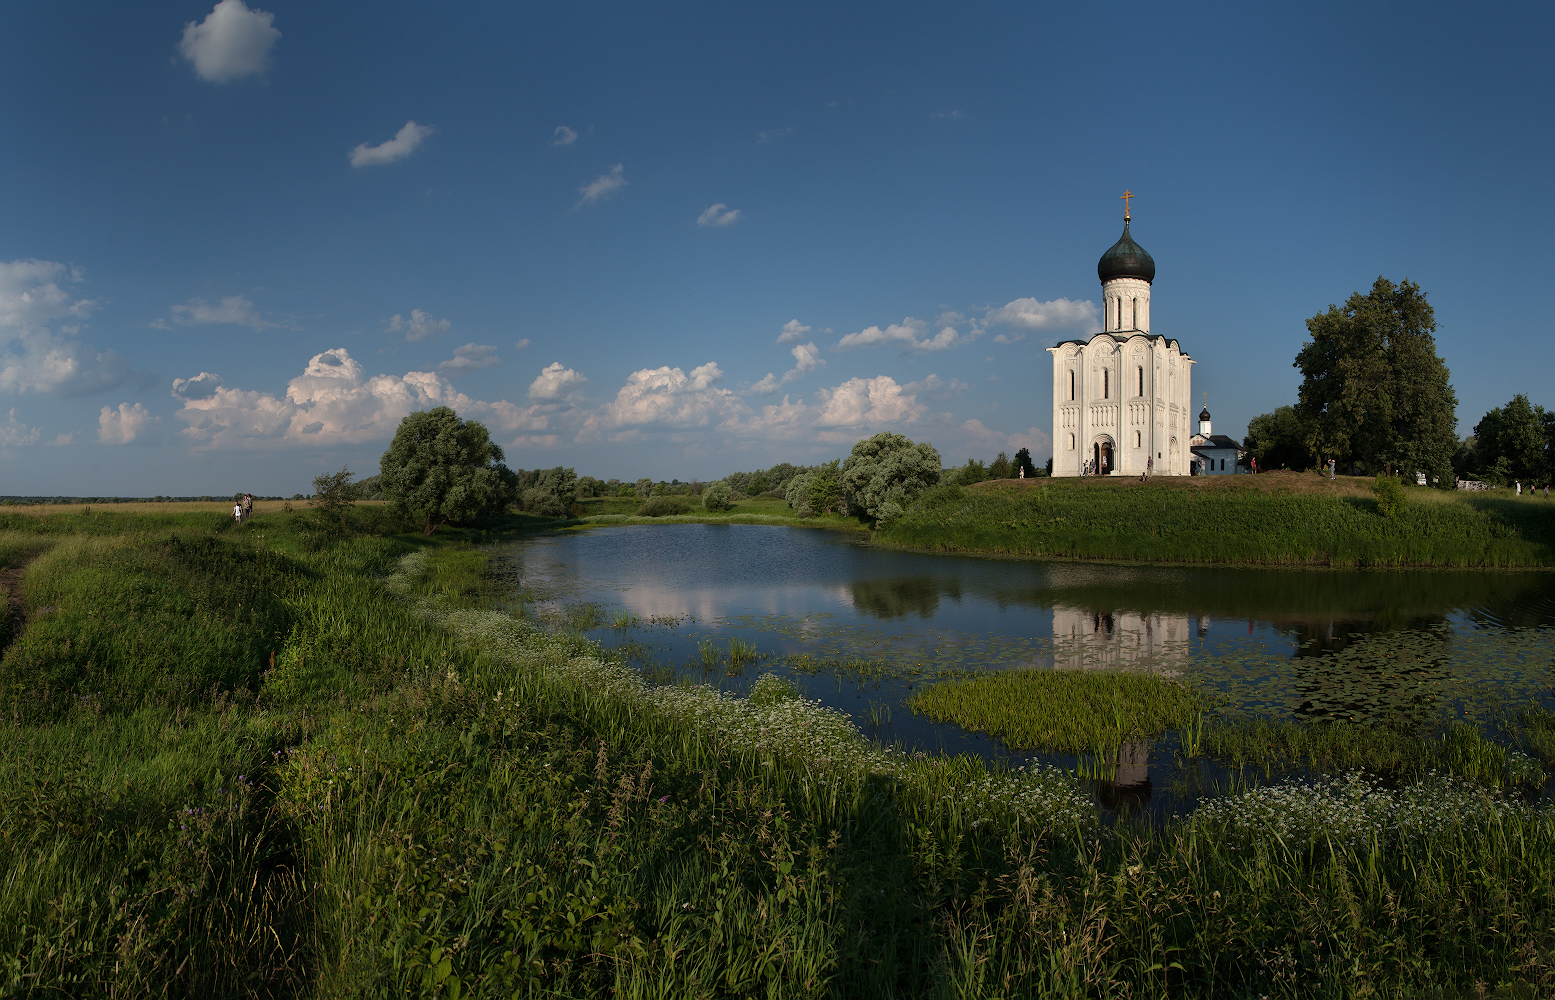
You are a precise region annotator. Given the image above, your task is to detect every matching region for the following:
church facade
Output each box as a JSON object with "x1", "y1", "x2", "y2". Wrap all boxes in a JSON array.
[{"x1": 1047, "y1": 204, "x2": 1194, "y2": 477}]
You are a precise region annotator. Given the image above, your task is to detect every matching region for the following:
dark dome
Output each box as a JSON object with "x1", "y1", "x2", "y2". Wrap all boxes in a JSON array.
[
  {"x1": 1097, "y1": 222, "x2": 1156, "y2": 284},
  {"x1": 1199, "y1": 406, "x2": 1211, "y2": 421}
]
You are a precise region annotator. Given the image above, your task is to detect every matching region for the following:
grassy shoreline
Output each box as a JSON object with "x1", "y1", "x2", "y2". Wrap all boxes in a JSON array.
[
  {"x1": 2, "y1": 506, "x2": 1555, "y2": 995},
  {"x1": 878, "y1": 471, "x2": 1555, "y2": 568}
]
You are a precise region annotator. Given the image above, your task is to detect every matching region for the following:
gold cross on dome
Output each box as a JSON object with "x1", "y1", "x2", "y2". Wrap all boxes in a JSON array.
[{"x1": 1120, "y1": 190, "x2": 1133, "y2": 220}]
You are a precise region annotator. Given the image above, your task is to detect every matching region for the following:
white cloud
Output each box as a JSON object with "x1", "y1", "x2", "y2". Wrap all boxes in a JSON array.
[
  {"x1": 931, "y1": 109, "x2": 965, "y2": 120},
  {"x1": 179, "y1": 0, "x2": 280, "y2": 83},
  {"x1": 775, "y1": 319, "x2": 819, "y2": 345},
  {"x1": 171, "y1": 371, "x2": 223, "y2": 400},
  {"x1": 696, "y1": 203, "x2": 742, "y2": 228},
  {"x1": 814, "y1": 376, "x2": 925, "y2": 427},
  {"x1": 173, "y1": 348, "x2": 500, "y2": 449},
  {"x1": 0, "y1": 408, "x2": 39, "y2": 447},
  {"x1": 514, "y1": 338, "x2": 531, "y2": 349},
  {"x1": 551, "y1": 126, "x2": 578, "y2": 147},
  {"x1": 577, "y1": 164, "x2": 626, "y2": 207},
  {"x1": 386, "y1": 308, "x2": 451, "y2": 342},
  {"x1": 959, "y1": 419, "x2": 1053, "y2": 459},
  {"x1": 0, "y1": 260, "x2": 142, "y2": 396},
  {"x1": 50, "y1": 432, "x2": 73, "y2": 447},
  {"x1": 756, "y1": 128, "x2": 793, "y2": 143},
  {"x1": 438, "y1": 343, "x2": 500, "y2": 373},
  {"x1": 98, "y1": 402, "x2": 156, "y2": 444},
  {"x1": 169, "y1": 295, "x2": 277, "y2": 330},
  {"x1": 751, "y1": 342, "x2": 826, "y2": 393},
  {"x1": 984, "y1": 297, "x2": 1100, "y2": 342},
  {"x1": 350, "y1": 121, "x2": 435, "y2": 168},
  {"x1": 528, "y1": 361, "x2": 588, "y2": 402},
  {"x1": 901, "y1": 373, "x2": 969, "y2": 398},
  {"x1": 589, "y1": 362, "x2": 742, "y2": 433},
  {"x1": 835, "y1": 316, "x2": 970, "y2": 353}
]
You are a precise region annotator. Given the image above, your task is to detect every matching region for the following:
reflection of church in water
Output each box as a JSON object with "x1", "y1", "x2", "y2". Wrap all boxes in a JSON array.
[
  {"x1": 1051, "y1": 606, "x2": 1192, "y2": 674},
  {"x1": 1049, "y1": 194, "x2": 1194, "y2": 477}
]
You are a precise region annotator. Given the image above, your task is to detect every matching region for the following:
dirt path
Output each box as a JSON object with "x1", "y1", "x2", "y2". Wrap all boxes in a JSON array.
[{"x1": 0, "y1": 555, "x2": 42, "y2": 657}]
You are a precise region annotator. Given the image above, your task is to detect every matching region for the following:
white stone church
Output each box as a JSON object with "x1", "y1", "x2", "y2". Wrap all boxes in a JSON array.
[{"x1": 1047, "y1": 204, "x2": 1194, "y2": 476}]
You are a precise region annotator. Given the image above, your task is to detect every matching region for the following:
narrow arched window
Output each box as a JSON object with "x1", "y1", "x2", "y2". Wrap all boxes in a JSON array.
[
  {"x1": 1137, "y1": 366, "x2": 1144, "y2": 396},
  {"x1": 1135, "y1": 430, "x2": 1141, "y2": 447},
  {"x1": 1131, "y1": 298, "x2": 1138, "y2": 328},
  {"x1": 1068, "y1": 433, "x2": 1075, "y2": 449},
  {"x1": 1103, "y1": 369, "x2": 1109, "y2": 399},
  {"x1": 1069, "y1": 369, "x2": 1075, "y2": 400}
]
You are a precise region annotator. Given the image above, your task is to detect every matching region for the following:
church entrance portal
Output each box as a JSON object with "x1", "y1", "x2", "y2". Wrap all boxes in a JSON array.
[{"x1": 1092, "y1": 438, "x2": 1115, "y2": 476}]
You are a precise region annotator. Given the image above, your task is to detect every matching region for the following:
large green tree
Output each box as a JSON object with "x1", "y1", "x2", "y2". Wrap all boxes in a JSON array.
[
  {"x1": 1243, "y1": 406, "x2": 1314, "y2": 471},
  {"x1": 840, "y1": 432, "x2": 941, "y2": 525},
  {"x1": 1294, "y1": 277, "x2": 1457, "y2": 484},
  {"x1": 379, "y1": 407, "x2": 517, "y2": 534},
  {"x1": 1465, "y1": 394, "x2": 1550, "y2": 484}
]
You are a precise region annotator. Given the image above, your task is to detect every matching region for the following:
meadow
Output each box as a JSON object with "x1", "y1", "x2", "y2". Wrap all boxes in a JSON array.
[
  {"x1": 880, "y1": 472, "x2": 1555, "y2": 567},
  {"x1": 1, "y1": 506, "x2": 1553, "y2": 997}
]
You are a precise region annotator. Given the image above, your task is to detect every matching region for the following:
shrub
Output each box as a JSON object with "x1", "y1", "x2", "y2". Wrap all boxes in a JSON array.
[
  {"x1": 841, "y1": 432, "x2": 942, "y2": 525},
  {"x1": 1372, "y1": 475, "x2": 1408, "y2": 518},
  {"x1": 521, "y1": 488, "x2": 569, "y2": 518},
  {"x1": 637, "y1": 497, "x2": 692, "y2": 517},
  {"x1": 701, "y1": 481, "x2": 734, "y2": 512}
]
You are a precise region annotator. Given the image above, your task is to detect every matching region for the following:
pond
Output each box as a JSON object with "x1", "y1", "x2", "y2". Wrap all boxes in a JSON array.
[{"x1": 496, "y1": 523, "x2": 1555, "y2": 815}]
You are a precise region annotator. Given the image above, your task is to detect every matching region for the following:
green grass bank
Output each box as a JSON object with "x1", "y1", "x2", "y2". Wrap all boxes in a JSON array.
[
  {"x1": 880, "y1": 471, "x2": 1555, "y2": 567},
  {"x1": 1, "y1": 506, "x2": 1554, "y2": 996}
]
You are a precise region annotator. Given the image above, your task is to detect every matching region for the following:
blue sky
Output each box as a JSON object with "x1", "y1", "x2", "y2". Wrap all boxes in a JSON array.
[{"x1": 2, "y1": 1, "x2": 1550, "y2": 495}]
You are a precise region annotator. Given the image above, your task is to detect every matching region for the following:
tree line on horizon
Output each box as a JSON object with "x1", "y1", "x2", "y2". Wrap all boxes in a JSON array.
[{"x1": 1242, "y1": 276, "x2": 1553, "y2": 487}]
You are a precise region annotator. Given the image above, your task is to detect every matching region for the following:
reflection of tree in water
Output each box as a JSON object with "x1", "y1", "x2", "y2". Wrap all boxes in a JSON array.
[
  {"x1": 849, "y1": 576, "x2": 960, "y2": 619},
  {"x1": 1291, "y1": 628, "x2": 1454, "y2": 729},
  {"x1": 1287, "y1": 612, "x2": 1448, "y2": 657}
]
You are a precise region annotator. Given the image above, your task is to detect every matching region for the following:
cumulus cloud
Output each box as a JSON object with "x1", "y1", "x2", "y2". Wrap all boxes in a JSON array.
[
  {"x1": 835, "y1": 316, "x2": 970, "y2": 353},
  {"x1": 577, "y1": 164, "x2": 626, "y2": 207},
  {"x1": 528, "y1": 362, "x2": 588, "y2": 402},
  {"x1": 350, "y1": 121, "x2": 435, "y2": 168},
  {"x1": 959, "y1": 419, "x2": 1053, "y2": 458},
  {"x1": 0, "y1": 408, "x2": 39, "y2": 447},
  {"x1": 0, "y1": 259, "x2": 144, "y2": 396},
  {"x1": 814, "y1": 376, "x2": 926, "y2": 427},
  {"x1": 171, "y1": 371, "x2": 223, "y2": 400},
  {"x1": 168, "y1": 295, "x2": 277, "y2": 330},
  {"x1": 179, "y1": 0, "x2": 280, "y2": 83},
  {"x1": 438, "y1": 343, "x2": 500, "y2": 373},
  {"x1": 696, "y1": 203, "x2": 742, "y2": 228},
  {"x1": 514, "y1": 338, "x2": 531, "y2": 349},
  {"x1": 775, "y1": 319, "x2": 813, "y2": 345},
  {"x1": 751, "y1": 342, "x2": 826, "y2": 393},
  {"x1": 386, "y1": 308, "x2": 451, "y2": 342},
  {"x1": 588, "y1": 362, "x2": 742, "y2": 434},
  {"x1": 985, "y1": 297, "x2": 1100, "y2": 343},
  {"x1": 173, "y1": 348, "x2": 491, "y2": 449},
  {"x1": 98, "y1": 402, "x2": 156, "y2": 444},
  {"x1": 551, "y1": 126, "x2": 578, "y2": 147},
  {"x1": 901, "y1": 373, "x2": 969, "y2": 398}
]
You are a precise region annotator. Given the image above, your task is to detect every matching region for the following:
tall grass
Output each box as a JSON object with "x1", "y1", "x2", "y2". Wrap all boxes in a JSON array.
[
  {"x1": 881, "y1": 480, "x2": 1555, "y2": 567},
  {"x1": 2, "y1": 509, "x2": 1555, "y2": 996},
  {"x1": 907, "y1": 668, "x2": 1201, "y2": 751}
]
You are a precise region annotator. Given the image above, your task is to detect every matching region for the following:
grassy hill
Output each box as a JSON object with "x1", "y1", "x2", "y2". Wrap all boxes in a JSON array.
[{"x1": 879, "y1": 471, "x2": 1555, "y2": 568}]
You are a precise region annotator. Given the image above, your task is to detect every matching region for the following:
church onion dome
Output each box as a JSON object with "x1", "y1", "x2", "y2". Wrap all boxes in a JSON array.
[
  {"x1": 1199, "y1": 405, "x2": 1211, "y2": 421},
  {"x1": 1097, "y1": 222, "x2": 1156, "y2": 284}
]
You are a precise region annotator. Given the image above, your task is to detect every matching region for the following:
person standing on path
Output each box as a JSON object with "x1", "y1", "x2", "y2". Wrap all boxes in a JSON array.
[
  {"x1": 233, "y1": 501, "x2": 243, "y2": 522},
  {"x1": 243, "y1": 494, "x2": 253, "y2": 518}
]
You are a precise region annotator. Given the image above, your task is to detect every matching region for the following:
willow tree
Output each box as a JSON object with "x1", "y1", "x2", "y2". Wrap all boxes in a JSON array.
[
  {"x1": 1294, "y1": 277, "x2": 1457, "y2": 484},
  {"x1": 379, "y1": 407, "x2": 516, "y2": 534}
]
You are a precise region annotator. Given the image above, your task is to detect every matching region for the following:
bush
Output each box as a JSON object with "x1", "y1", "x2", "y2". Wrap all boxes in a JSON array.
[
  {"x1": 521, "y1": 488, "x2": 569, "y2": 518},
  {"x1": 1372, "y1": 475, "x2": 1408, "y2": 519},
  {"x1": 841, "y1": 432, "x2": 942, "y2": 525},
  {"x1": 701, "y1": 481, "x2": 734, "y2": 512},
  {"x1": 637, "y1": 497, "x2": 692, "y2": 517}
]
